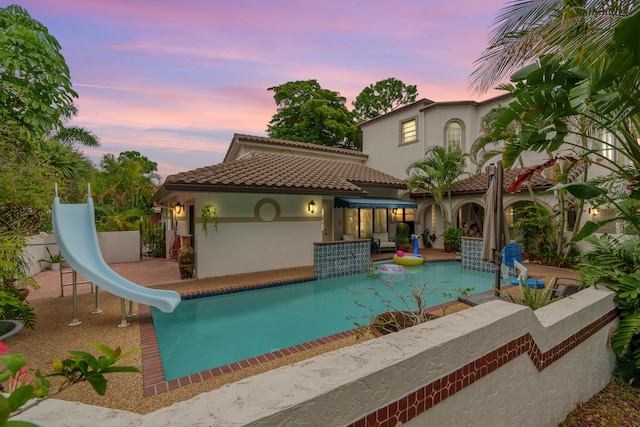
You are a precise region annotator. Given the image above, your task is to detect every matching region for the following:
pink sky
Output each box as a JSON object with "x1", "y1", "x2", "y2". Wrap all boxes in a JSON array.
[{"x1": 20, "y1": 0, "x2": 507, "y2": 178}]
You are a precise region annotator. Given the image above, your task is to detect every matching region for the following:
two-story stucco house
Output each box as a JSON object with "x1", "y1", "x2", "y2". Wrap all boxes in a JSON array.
[{"x1": 151, "y1": 93, "x2": 618, "y2": 278}]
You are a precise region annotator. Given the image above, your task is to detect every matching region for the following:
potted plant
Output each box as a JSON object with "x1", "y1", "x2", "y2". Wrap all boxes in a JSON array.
[
  {"x1": 396, "y1": 223, "x2": 411, "y2": 252},
  {"x1": 201, "y1": 203, "x2": 218, "y2": 237},
  {"x1": 421, "y1": 228, "x2": 436, "y2": 248},
  {"x1": 46, "y1": 247, "x2": 62, "y2": 270},
  {"x1": 0, "y1": 233, "x2": 40, "y2": 328},
  {"x1": 441, "y1": 226, "x2": 463, "y2": 252}
]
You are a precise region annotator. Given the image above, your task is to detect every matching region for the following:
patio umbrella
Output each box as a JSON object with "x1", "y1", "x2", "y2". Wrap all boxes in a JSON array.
[{"x1": 482, "y1": 161, "x2": 509, "y2": 296}]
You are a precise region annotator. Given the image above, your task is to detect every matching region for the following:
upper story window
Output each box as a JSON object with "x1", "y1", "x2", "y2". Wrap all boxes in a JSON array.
[
  {"x1": 602, "y1": 131, "x2": 616, "y2": 162},
  {"x1": 400, "y1": 118, "x2": 417, "y2": 144},
  {"x1": 445, "y1": 120, "x2": 464, "y2": 151}
]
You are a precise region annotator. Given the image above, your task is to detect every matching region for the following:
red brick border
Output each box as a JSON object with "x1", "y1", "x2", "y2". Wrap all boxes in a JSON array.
[
  {"x1": 138, "y1": 276, "x2": 357, "y2": 397},
  {"x1": 347, "y1": 308, "x2": 618, "y2": 427}
]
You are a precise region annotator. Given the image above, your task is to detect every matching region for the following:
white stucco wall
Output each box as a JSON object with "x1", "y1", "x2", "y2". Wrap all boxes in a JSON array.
[
  {"x1": 192, "y1": 193, "x2": 322, "y2": 278},
  {"x1": 24, "y1": 232, "x2": 140, "y2": 275},
  {"x1": 96, "y1": 231, "x2": 140, "y2": 264},
  {"x1": 362, "y1": 103, "x2": 429, "y2": 179}
]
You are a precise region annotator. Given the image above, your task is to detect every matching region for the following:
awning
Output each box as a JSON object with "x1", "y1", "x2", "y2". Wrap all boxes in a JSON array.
[{"x1": 334, "y1": 197, "x2": 417, "y2": 209}]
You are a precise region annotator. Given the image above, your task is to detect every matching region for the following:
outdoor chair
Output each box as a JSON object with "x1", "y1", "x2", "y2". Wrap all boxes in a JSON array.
[
  {"x1": 372, "y1": 232, "x2": 397, "y2": 253},
  {"x1": 549, "y1": 277, "x2": 581, "y2": 300}
]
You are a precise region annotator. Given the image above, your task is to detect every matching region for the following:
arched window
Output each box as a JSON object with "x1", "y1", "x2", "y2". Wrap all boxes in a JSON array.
[{"x1": 444, "y1": 120, "x2": 464, "y2": 151}]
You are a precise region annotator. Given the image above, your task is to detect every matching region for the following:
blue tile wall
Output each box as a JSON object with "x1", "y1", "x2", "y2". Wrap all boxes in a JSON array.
[
  {"x1": 313, "y1": 240, "x2": 371, "y2": 279},
  {"x1": 460, "y1": 237, "x2": 515, "y2": 276}
]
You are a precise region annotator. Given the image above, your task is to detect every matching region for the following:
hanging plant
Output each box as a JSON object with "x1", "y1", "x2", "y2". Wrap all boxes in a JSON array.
[{"x1": 201, "y1": 203, "x2": 218, "y2": 237}]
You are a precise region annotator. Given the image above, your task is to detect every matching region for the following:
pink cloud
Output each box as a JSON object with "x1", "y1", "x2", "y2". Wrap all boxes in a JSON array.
[{"x1": 21, "y1": 0, "x2": 508, "y2": 178}]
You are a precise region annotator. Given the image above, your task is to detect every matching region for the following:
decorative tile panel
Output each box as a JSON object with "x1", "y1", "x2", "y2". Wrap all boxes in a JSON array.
[
  {"x1": 461, "y1": 237, "x2": 515, "y2": 276},
  {"x1": 313, "y1": 240, "x2": 371, "y2": 279}
]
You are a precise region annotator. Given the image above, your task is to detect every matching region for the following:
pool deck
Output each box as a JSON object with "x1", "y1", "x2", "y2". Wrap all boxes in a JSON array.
[{"x1": 27, "y1": 248, "x2": 462, "y2": 302}]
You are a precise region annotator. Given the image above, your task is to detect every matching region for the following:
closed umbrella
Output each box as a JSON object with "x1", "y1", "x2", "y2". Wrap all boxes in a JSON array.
[{"x1": 482, "y1": 161, "x2": 509, "y2": 296}]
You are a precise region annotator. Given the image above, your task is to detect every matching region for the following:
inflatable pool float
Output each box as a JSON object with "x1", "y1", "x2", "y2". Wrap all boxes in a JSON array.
[
  {"x1": 378, "y1": 264, "x2": 405, "y2": 275},
  {"x1": 393, "y1": 250, "x2": 424, "y2": 266}
]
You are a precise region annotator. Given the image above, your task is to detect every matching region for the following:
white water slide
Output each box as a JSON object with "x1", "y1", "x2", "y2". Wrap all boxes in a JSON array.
[{"x1": 52, "y1": 186, "x2": 181, "y2": 313}]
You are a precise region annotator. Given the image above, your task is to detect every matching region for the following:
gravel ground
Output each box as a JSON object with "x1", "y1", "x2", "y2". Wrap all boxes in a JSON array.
[{"x1": 8, "y1": 266, "x2": 362, "y2": 414}]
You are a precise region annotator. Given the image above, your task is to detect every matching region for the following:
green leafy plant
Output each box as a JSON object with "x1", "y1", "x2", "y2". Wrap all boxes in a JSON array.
[
  {"x1": 577, "y1": 234, "x2": 640, "y2": 386},
  {"x1": 0, "y1": 342, "x2": 140, "y2": 425},
  {"x1": 396, "y1": 223, "x2": 411, "y2": 247},
  {"x1": 0, "y1": 232, "x2": 39, "y2": 329},
  {"x1": 509, "y1": 205, "x2": 554, "y2": 260},
  {"x1": 421, "y1": 228, "x2": 436, "y2": 248},
  {"x1": 201, "y1": 203, "x2": 218, "y2": 237},
  {"x1": 45, "y1": 247, "x2": 61, "y2": 264},
  {"x1": 0, "y1": 286, "x2": 36, "y2": 329},
  {"x1": 350, "y1": 271, "x2": 473, "y2": 336},
  {"x1": 500, "y1": 278, "x2": 554, "y2": 311},
  {"x1": 441, "y1": 226, "x2": 463, "y2": 252}
]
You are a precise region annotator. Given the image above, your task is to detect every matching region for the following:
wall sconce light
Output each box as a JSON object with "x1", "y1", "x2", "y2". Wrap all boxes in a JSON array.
[
  {"x1": 174, "y1": 202, "x2": 183, "y2": 215},
  {"x1": 308, "y1": 200, "x2": 317, "y2": 214},
  {"x1": 589, "y1": 207, "x2": 599, "y2": 216},
  {"x1": 391, "y1": 208, "x2": 398, "y2": 215}
]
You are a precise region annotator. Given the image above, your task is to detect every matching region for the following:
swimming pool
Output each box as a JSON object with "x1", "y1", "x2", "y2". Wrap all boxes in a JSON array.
[{"x1": 151, "y1": 261, "x2": 496, "y2": 381}]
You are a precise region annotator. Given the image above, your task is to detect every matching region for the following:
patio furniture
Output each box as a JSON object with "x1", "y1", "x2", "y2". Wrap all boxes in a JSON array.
[
  {"x1": 372, "y1": 232, "x2": 397, "y2": 253},
  {"x1": 549, "y1": 277, "x2": 581, "y2": 299}
]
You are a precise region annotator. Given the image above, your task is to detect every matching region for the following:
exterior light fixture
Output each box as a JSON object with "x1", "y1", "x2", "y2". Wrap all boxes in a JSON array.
[
  {"x1": 174, "y1": 202, "x2": 183, "y2": 215},
  {"x1": 308, "y1": 200, "x2": 317, "y2": 214},
  {"x1": 392, "y1": 208, "x2": 398, "y2": 215},
  {"x1": 589, "y1": 207, "x2": 599, "y2": 216}
]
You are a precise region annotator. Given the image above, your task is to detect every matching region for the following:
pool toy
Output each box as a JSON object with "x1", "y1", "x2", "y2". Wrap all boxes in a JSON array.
[
  {"x1": 52, "y1": 184, "x2": 181, "y2": 314},
  {"x1": 378, "y1": 264, "x2": 405, "y2": 275},
  {"x1": 393, "y1": 250, "x2": 424, "y2": 266},
  {"x1": 510, "y1": 278, "x2": 545, "y2": 289},
  {"x1": 411, "y1": 234, "x2": 421, "y2": 255}
]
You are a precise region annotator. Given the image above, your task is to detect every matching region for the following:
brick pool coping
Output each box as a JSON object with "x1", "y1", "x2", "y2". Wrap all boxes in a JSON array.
[
  {"x1": 139, "y1": 270, "x2": 461, "y2": 397},
  {"x1": 140, "y1": 275, "x2": 348, "y2": 397},
  {"x1": 139, "y1": 264, "x2": 608, "y2": 419}
]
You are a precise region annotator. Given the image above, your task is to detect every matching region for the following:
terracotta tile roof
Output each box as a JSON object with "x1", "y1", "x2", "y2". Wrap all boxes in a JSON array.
[
  {"x1": 418, "y1": 93, "x2": 511, "y2": 112},
  {"x1": 410, "y1": 168, "x2": 555, "y2": 198},
  {"x1": 223, "y1": 134, "x2": 368, "y2": 162},
  {"x1": 357, "y1": 98, "x2": 436, "y2": 127},
  {"x1": 163, "y1": 152, "x2": 406, "y2": 195}
]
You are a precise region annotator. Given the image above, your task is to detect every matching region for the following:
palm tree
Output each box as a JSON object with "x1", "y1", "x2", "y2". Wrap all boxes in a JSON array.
[
  {"x1": 469, "y1": 0, "x2": 636, "y2": 95},
  {"x1": 406, "y1": 146, "x2": 468, "y2": 226}
]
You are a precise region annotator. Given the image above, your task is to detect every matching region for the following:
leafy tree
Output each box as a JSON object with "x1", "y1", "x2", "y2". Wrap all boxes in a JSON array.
[
  {"x1": 352, "y1": 77, "x2": 418, "y2": 123},
  {"x1": 92, "y1": 151, "x2": 160, "y2": 225},
  {"x1": 406, "y1": 146, "x2": 468, "y2": 227},
  {"x1": 0, "y1": 129, "x2": 59, "y2": 235},
  {"x1": 267, "y1": 80, "x2": 362, "y2": 150},
  {"x1": 478, "y1": 6, "x2": 640, "y2": 384},
  {"x1": 469, "y1": 0, "x2": 636, "y2": 95},
  {"x1": 0, "y1": 5, "x2": 77, "y2": 137}
]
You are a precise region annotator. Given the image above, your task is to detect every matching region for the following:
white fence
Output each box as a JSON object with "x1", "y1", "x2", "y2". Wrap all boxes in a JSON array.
[{"x1": 24, "y1": 232, "x2": 140, "y2": 276}]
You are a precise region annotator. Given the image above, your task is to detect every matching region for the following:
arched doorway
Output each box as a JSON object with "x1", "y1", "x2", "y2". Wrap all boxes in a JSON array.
[
  {"x1": 420, "y1": 203, "x2": 445, "y2": 248},
  {"x1": 455, "y1": 202, "x2": 484, "y2": 236}
]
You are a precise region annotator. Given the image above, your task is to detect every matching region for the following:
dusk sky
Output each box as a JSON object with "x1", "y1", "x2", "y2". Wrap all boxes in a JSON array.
[{"x1": 19, "y1": 0, "x2": 508, "y2": 179}]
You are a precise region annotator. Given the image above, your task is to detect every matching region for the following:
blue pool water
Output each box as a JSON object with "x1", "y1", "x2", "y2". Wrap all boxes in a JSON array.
[{"x1": 152, "y1": 261, "x2": 495, "y2": 380}]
